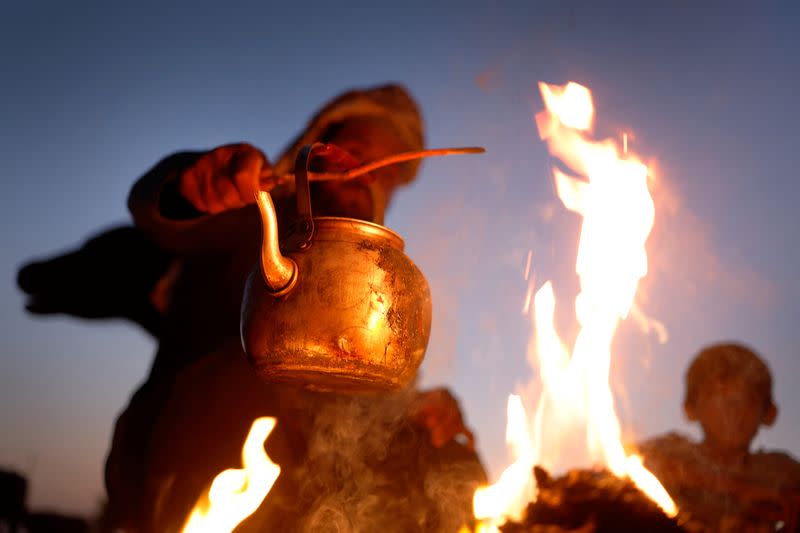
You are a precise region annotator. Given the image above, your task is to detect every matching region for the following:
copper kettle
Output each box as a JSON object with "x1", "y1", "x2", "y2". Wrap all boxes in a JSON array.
[{"x1": 240, "y1": 143, "x2": 481, "y2": 393}]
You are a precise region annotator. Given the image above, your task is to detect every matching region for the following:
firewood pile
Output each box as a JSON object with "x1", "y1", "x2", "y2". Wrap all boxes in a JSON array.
[{"x1": 498, "y1": 467, "x2": 687, "y2": 533}]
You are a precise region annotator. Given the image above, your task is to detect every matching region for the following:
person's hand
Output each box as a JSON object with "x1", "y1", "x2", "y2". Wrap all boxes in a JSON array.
[
  {"x1": 178, "y1": 143, "x2": 270, "y2": 214},
  {"x1": 409, "y1": 388, "x2": 476, "y2": 450}
]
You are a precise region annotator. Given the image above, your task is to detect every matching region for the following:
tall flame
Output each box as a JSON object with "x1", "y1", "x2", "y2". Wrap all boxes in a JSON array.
[
  {"x1": 182, "y1": 416, "x2": 281, "y2": 533},
  {"x1": 473, "y1": 81, "x2": 676, "y2": 529}
]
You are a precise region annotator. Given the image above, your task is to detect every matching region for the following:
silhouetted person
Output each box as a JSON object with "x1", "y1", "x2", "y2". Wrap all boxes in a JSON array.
[
  {"x1": 639, "y1": 342, "x2": 800, "y2": 532},
  {"x1": 19, "y1": 85, "x2": 485, "y2": 532}
]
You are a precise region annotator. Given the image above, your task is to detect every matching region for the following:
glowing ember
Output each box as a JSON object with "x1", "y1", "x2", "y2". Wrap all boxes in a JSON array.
[
  {"x1": 182, "y1": 417, "x2": 281, "y2": 533},
  {"x1": 473, "y1": 81, "x2": 676, "y2": 529}
]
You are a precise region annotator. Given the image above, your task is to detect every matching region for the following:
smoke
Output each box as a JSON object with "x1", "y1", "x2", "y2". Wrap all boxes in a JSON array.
[{"x1": 293, "y1": 386, "x2": 485, "y2": 533}]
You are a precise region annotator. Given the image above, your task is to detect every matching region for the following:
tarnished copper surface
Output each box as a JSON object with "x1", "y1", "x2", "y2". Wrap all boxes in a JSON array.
[
  {"x1": 240, "y1": 216, "x2": 431, "y2": 393},
  {"x1": 238, "y1": 142, "x2": 484, "y2": 393}
]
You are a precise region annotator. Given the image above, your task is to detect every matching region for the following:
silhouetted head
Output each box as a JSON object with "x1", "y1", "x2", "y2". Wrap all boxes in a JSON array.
[
  {"x1": 273, "y1": 83, "x2": 424, "y2": 225},
  {"x1": 684, "y1": 342, "x2": 777, "y2": 452}
]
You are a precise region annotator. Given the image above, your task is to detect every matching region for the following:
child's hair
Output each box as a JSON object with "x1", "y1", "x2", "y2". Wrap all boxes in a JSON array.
[{"x1": 684, "y1": 342, "x2": 774, "y2": 408}]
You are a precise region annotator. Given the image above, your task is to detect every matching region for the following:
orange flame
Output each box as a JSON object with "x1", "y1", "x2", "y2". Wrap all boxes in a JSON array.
[
  {"x1": 181, "y1": 416, "x2": 281, "y2": 533},
  {"x1": 473, "y1": 81, "x2": 676, "y2": 529}
]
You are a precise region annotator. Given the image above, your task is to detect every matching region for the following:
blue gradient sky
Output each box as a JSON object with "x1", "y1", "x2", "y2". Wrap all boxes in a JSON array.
[{"x1": 1, "y1": 1, "x2": 799, "y2": 517}]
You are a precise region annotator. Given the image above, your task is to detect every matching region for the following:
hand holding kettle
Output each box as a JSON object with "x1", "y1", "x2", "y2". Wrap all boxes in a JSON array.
[{"x1": 177, "y1": 143, "x2": 269, "y2": 214}]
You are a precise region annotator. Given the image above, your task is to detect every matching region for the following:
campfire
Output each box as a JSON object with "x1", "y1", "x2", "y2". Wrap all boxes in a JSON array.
[
  {"x1": 496, "y1": 466, "x2": 683, "y2": 533},
  {"x1": 177, "y1": 81, "x2": 680, "y2": 533},
  {"x1": 470, "y1": 81, "x2": 678, "y2": 532}
]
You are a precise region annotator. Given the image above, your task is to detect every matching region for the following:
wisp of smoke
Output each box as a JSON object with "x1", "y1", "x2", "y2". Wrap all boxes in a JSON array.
[{"x1": 295, "y1": 386, "x2": 485, "y2": 533}]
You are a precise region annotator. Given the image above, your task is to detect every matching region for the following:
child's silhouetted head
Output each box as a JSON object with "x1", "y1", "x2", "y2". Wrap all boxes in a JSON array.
[{"x1": 684, "y1": 343, "x2": 777, "y2": 455}]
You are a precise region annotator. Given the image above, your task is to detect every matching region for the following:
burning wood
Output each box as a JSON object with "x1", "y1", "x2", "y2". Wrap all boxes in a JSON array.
[{"x1": 497, "y1": 466, "x2": 686, "y2": 533}]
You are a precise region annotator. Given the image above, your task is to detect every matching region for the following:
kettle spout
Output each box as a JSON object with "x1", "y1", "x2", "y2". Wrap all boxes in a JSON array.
[{"x1": 255, "y1": 190, "x2": 297, "y2": 295}]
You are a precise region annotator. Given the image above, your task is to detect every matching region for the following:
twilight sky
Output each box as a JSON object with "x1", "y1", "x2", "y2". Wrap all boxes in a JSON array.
[{"x1": 1, "y1": 1, "x2": 799, "y2": 518}]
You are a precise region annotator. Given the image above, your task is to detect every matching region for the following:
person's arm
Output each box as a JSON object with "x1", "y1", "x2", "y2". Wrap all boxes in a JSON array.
[
  {"x1": 128, "y1": 84, "x2": 424, "y2": 253},
  {"x1": 128, "y1": 145, "x2": 267, "y2": 255}
]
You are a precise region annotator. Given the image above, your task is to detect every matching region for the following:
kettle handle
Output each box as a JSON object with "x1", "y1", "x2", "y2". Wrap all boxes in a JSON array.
[
  {"x1": 283, "y1": 143, "x2": 487, "y2": 246},
  {"x1": 283, "y1": 143, "x2": 319, "y2": 250}
]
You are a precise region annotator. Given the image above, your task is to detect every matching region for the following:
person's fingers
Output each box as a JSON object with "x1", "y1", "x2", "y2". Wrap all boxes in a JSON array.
[
  {"x1": 176, "y1": 144, "x2": 269, "y2": 214},
  {"x1": 202, "y1": 168, "x2": 226, "y2": 214},
  {"x1": 215, "y1": 178, "x2": 245, "y2": 210},
  {"x1": 209, "y1": 145, "x2": 235, "y2": 171},
  {"x1": 232, "y1": 148, "x2": 265, "y2": 204},
  {"x1": 200, "y1": 144, "x2": 239, "y2": 212},
  {"x1": 179, "y1": 168, "x2": 208, "y2": 212}
]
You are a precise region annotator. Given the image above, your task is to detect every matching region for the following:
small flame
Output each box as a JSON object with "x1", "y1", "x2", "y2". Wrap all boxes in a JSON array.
[
  {"x1": 473, "y1": 82, "x2": 676, "y2": 528},
  {"x1": 473, "y1": 396, "x2": 534, "y2": 523},
  {"x1": 182, "y1": 417, "x2": 281, "y2": 533}
]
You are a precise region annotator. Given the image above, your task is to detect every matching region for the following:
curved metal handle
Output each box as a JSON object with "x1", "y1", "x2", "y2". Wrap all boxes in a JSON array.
[
  {"x1": 260, "y1": 146, "x2": 486, "y2": 191},
  {"x1": 272, "y1": 143, "x2": 487, "y2": 249},
  {"x1": 290, "y1": 143, "x2": 319, "y2": 249}
]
